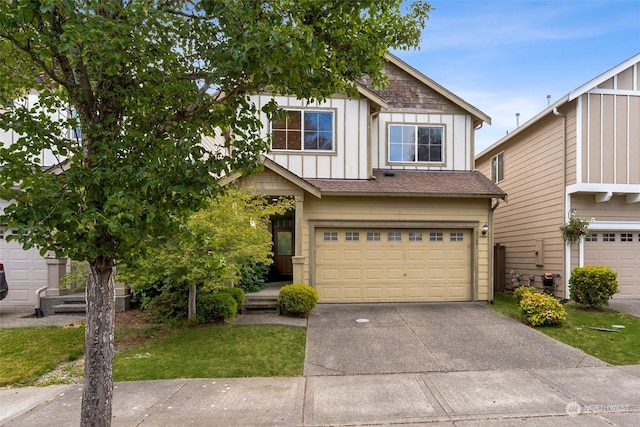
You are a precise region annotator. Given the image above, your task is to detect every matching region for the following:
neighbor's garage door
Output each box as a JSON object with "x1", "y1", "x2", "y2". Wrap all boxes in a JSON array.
[
  {"x1": 315, "y1": 228, "x2": 471, "y2": 302},
  {"x1": 585, "y1": 231, "x2": 640, "y2": 298},
  {"x1": 0, "y1": 227, "x2": 48, "y2": 307}
]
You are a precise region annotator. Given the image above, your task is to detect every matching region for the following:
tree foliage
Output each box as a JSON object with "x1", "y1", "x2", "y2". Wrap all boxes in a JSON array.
[
  {"x1": 0, "y1": 1, "x2": 430, "y2": 425},
  {"x1": 120, "y1": 187, "x2": 294, "y2": 310}
]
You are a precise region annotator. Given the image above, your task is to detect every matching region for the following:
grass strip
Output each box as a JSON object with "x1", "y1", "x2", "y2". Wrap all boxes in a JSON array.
[
  {"x1": 493, "y1": 292, "x2": 640, "y2": 365},
  {"x1": 114, "y1": 324, "x2": 305, "y2": 381},
  {"x1": 0, "y1": 326, "x2": 85, "y2": 387}
]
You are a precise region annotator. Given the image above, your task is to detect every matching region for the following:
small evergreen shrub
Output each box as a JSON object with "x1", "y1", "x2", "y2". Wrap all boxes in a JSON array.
[
  {"x1": 518, "y1": 293, "x2": 566, "y2": 327},
  {"x1": 198, "y1": 292, "x2": 238, "y2": 323},
  {"x1": 569, "y1": 265, "x2": 619, "y2": 308},
  {"x1": 278, "y1": 284, "x2": 319, "y2": 316},
  {"x1": 513, "y1": 285, "x2": 538, "y2": 304},
  {"x1": 237, "y1": 262, "x2": 270, "y2": 293},
  {"x1": 143, "y1": 289, "x2": 188, "y2": 323},
  {"x1": 218, "y1": 287, "x2": 245, "y2": 308}
]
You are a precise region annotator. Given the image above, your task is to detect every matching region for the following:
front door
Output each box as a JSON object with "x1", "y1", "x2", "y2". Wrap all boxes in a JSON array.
[{"x1": 273, "y1": 226, "x2": 294, "y2": 280}]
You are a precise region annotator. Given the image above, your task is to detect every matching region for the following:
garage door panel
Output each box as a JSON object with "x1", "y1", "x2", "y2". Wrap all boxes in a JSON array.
[
  {"x1": 343, "y1": 268, "x2": 361, "y2": 280},
  {"x1": 386, "y1": 287, "x2": 404, "y2": 298},
  {"x1": 364, "y1": 250, "x2": 384, "y2": 261},
  {"x1": 585, "y1": 232, "x2": 640, "y2": 298},
  {"x1": 387, "y1": 250, "x2": 404, "y2": 261},
  {"x1": 315, "y1": 228, "x2": 472, "y2": 302},
  {"x1": 365, "y1": 287, "x2": 383, "y2": 299}
]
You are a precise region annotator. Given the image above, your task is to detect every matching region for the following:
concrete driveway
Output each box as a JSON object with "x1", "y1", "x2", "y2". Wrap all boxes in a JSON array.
[{"x1": 304, "y1": 302, "x2": 607, "y2": 376}]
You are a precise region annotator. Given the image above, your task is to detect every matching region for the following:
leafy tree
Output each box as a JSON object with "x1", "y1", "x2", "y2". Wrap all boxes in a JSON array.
[
  {"x1": 0, "y1": 1, "x2": 430, "y2": 425},
  {"x1": 120, "y1": 187, "x2": 294, "y2": 319}
]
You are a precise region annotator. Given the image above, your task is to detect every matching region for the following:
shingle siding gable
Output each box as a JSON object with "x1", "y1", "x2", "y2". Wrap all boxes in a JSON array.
[{"x1": 361, "y1": 62, "x2": 466, "y2": 114}]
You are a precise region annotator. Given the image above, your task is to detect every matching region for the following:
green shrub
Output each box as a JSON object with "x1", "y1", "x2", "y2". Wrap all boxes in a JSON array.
[
  {"x1": 278, "y1": 284, "x2": 319, "y2": 316},
  {"x1": 218, "y1": 287, "x2": 245, "y2": 308},
  {"x1": 237, "y1": 262, "x2": 270, "y2": 293},
  {"x1": 569, "y1": 265, "x2": 619, "y2": 308},
  {"x1": 513, "y1": 285, "x2": 538, "y2": 304},
  {"x1": 197, "y1": 292, "x2": 238, "y2": 323},
  {"x1": 143, "y1": 289, "x2": 188, "y2": 323},
  {"x1": 518, "y1": 293, "x2": 567, "y2": 327}
]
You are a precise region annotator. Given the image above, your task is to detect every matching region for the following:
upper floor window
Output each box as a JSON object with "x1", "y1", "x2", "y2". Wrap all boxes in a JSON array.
[
  {"x1": 271, "y1": 110, "x2": 334, "y2": 151},
  {"x1": 491, "y1": 152, "x2": 504, "y2": 183},
  {"x1": 389, "y1": 124, "x2": 443, "y2": 163}
]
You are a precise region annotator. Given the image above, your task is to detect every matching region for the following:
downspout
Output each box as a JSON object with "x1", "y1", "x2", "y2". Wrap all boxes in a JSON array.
[
  {"x1": 487, "y1": 198, "x2": 501, "y2": 303},
  {"x1": 554, "y1": 107, "x2": 570, "y2": 299},
  {"x1": 34, "y1": 286, "x2": 47, "y2": 318}
]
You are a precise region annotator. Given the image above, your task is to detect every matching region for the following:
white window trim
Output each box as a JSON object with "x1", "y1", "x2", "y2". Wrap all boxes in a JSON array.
[
  {"x1": 271, "y1": 108, "x2": 336, "y2": 153},
  {"x1": 387, "y1": 123, "x2": 445, "y2": 164}
]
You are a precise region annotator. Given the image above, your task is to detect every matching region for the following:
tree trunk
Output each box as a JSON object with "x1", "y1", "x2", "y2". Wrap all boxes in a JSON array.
[
  {"x1": 188, "y1": 283, "x2": 196, "y2": 320},
  {"x1": 81, "y1": 256, "x2": 115, "y2": 427}
]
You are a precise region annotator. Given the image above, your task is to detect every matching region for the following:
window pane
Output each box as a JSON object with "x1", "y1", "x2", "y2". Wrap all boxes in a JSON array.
[
  {"x1": 318, "y1": 133, "x2": 333, "y2": 150},
  {"x1": 318, "y1": 112, "x2": 333, "y2": 131},
  {"x1": 304, "y1": 133, "x2": 318, "y2": 150},
  {"x1": 272, "y1": 131, "x2": 287, "y2": 149},
  {"x1": 288, "y1": 111, "x2": 301, "y2": 130},
  {"x1": 277, "y1": 231, "x2": 293, "y2": 255},
  {"x1": 389, "y1": 125, "x2": 403, "y2": 143},
  {"x1": 289, "y1": 131, "x2": 301, "y2": 150}
]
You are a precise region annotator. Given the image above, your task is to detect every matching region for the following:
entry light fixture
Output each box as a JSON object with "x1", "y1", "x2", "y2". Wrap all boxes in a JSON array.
[{"x1": 481, "y1": 223, "x2": 489, "y2": 236}]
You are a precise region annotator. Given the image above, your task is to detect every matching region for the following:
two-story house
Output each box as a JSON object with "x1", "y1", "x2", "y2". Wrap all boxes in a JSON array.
[
  {"x1": 225, "y1": 54, "x2": 506, "y2": 303},
  {"x1": 476, "y1": 52, "x2": 640, "y2": 299}
]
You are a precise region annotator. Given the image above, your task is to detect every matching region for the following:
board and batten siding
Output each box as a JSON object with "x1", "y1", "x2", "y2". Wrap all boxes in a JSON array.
[
  {"x1": 251, "y1": 94, "x2": 370, "y2": 180},
  {"x1": 300, "y1": 196, "x2": 492, "y2": 301},
  {"x1": 373, "y1": 112, "x2": 474, "y2": 171},
  {"x1": 478, "y1": 114, "x2": 567, "y2": 293},
  {"x1": 577, "y1": 63, "x2": 640, "y2": 185}
]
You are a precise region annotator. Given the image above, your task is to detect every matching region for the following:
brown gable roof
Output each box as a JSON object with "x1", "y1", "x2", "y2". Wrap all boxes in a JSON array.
[{"x1": 308, "y1": 169, "x2": 506, "y2": 199}]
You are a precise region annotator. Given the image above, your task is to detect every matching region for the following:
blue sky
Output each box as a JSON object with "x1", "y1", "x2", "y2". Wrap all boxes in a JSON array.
[{"x1": 394, "y1": 0, "x2": 640, "y2": 154}]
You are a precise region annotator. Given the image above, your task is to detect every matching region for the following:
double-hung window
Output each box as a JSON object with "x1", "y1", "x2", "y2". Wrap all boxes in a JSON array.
[
  {"x1": 389, "y1": 124, "x2": 443, "y2": 163},
  {"x1": 272, "y1": 110, "x2": 334, "y2": 151}
]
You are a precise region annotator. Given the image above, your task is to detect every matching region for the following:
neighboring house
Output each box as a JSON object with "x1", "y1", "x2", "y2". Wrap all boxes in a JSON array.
[
  {"x1": 0, "y1": 91, "x2": 76, "y2": 311},
  {"x1": 476, "y1": 52, "x2": 640, "y2": 299},
  {"x1": 225, "y1": 54, "x2": 506, "y2": 303}
]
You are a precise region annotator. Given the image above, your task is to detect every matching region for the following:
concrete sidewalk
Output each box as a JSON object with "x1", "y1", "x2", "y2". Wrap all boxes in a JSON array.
[{"x1": 2, "y1": 365, "x2": 640, "y2": 426}]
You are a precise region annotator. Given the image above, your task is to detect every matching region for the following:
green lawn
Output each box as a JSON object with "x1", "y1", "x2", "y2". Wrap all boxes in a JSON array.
[
  {"x1": 114, "y1": 324, "x2": 306, "y2": 381},
  {"x1": 0, "y1": 326, "x2": 85, "y2": 387},
  {"x1": 0, "y1": 321, "x2": 306, "y2": 387},
  {"x1": 493, "y1": 292, "x2": 640, "y2": 365}
]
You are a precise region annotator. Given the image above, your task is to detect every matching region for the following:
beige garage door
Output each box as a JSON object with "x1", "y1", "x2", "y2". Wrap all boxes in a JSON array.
[
  {"x1": 315, "y1": 228, "x2": 472, "y2": 302},
  {"x1": 585, "y1": 232, "x2": 640, "y2": 298}
]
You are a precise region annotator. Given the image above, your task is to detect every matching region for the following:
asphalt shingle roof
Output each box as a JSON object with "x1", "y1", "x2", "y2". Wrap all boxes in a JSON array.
[{"x1": 307, "y1": 169, "x2": 506, "y2": 199}]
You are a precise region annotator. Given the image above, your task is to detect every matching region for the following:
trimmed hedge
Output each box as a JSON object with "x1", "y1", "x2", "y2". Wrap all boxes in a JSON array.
[
  {"x1": 569, "y1": 265, "x2": 619, "y2": 308},
  {"x1": 278, "y1": 284, "x2": 319, "y2": 316},
  {"x1": 519, "y1": 293, "x2": 566, "y2": 327},
  {"x1": 197, "y1": 292, "x2": 238, "y2": 323}
]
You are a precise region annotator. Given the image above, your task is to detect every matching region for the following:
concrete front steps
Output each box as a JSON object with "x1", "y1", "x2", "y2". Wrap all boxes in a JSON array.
[
  {"x1": 241, "y1": 294, "x2": 279, "y2": 314},
  {"x1": 41, "y1": 293, "x2": 87, "y2": 316}
]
